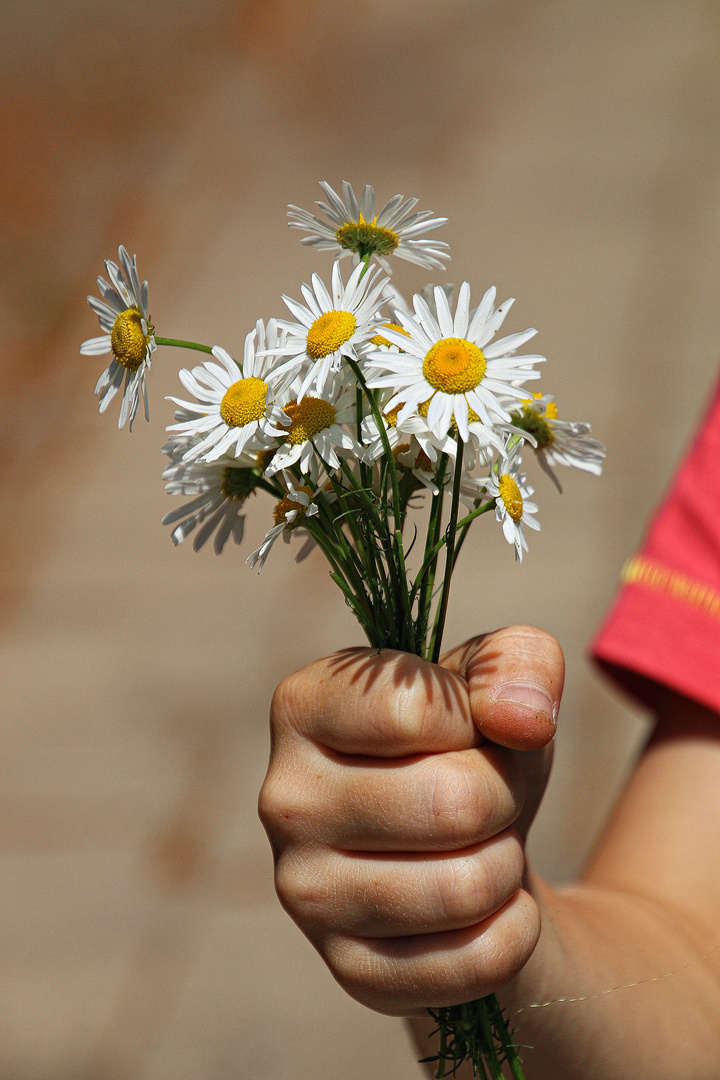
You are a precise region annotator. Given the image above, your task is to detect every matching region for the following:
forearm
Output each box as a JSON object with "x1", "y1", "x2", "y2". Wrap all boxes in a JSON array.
[
  {"x1": 411, "y1": 707, "x2": 720, "y2": 1079},
  {"x1": 503, "y1": 874, "x2": 720, "y2": 1080},
  {"x1": 409, "y1": 871, "x2": 720, "y2": 1080}
]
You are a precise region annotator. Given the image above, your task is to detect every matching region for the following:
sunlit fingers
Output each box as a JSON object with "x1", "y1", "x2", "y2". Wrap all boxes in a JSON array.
[
  {"x1": 276, "y1": 831, "x2": 524, "y2": 938},
  {"x1": 321, "y1": 889, "x2": 541, "y2": 1016}
]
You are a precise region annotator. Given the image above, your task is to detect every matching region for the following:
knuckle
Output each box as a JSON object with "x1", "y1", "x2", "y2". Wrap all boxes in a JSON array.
[
  {"x1": 434, "y1": 855, "x2": 488, "y2": 923},
  {"x1": 470, "y1": 891, "x2": 541, "y2": 990},
  {"x1": 274, "y1": 854, "x2": 328, "y2": 920},
  {"x1": 428, "y1": 756, "x2": 487, "y2": 843},
  {"x1": 322, "y1": 937, "x2": 395, "y2": 1013},
  {"x1": 435, "y1": 840, "x2": 523, "y2": 924},
  {"x1": 257, "y1": 772, "x2": 310, "y2": 842},
  {"x1": 383, "y1": 677, "x2": 433, "y2": 748},
  {"x1": 427, "y1": 751, "x2": 500, "y2": 842}
]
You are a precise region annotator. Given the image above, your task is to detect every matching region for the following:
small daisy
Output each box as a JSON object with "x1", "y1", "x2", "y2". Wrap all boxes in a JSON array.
[
  {"x1": 162, "y1": 454, "x2": 263, "y2": 554},
  {"x1": 166, "y1": 320, "x2": 289, "y2": 463},
  {"x1": 483, "y1": 443, "x2": 540, "y2": 562},
  {"x1": 265, "y1": 380, "x2": 361, "y2": 479},
  {"x1": 365, "y1": 282, "x2": 544, "y2": 444},
  {"x1": 80, "y1": 245, "x2": 156, "y2": 429},
  {"x1": 287, "y1": 181, "x2": 450, "y2": 271},
  {"x1": 510, "y1": 395, "x2": 606, "y2": 492},
  {"x1": 246, "y1": 481, "x2": 319, "y2": 573},
  {"x1": 269, "y1": 260, "x2": 388, "y2": 401}
]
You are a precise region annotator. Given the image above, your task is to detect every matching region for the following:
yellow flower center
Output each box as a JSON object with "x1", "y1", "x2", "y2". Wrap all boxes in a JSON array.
[
  {"x1": 219, "y1": 376, "x2": 268, "y2": 428},
  {"x1": 370, "y1": 322, "x2": 410, "y2": 348},
  {"x1": 383, "y1": 402, "x2": 403, "y2": 427},
  {"x1": 511, "y1": 404, "x2": 555, "y2": 449},
  {"x1": 110, "y1": 307, "x2": 151, "y2": 371},
  {"x1": 423, "y1": 338, "x2": 486, "y2": 395},
  {"x1": 545, "y1": 401, "x2": 558, "y2": 420},
  {"x1": 273, "y1": 485, "x2": 314, "y2": 527},
  {"x1": 498, "y1": 474, "x2": 524, "y2": 523},
  {"x1": 306, "y1": 310, "x2": 357, "y2": 359},
  {"x1": 335, "y1": 216, "x2": 399, "y2": 258},
  {"x1": 283, "y1": 397, "x2": 337, "y2": 444}
]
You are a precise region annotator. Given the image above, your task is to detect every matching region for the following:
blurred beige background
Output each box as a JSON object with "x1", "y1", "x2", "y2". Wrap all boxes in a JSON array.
[{"x1": 2, "y1": 1, "x2": 720, "y2": 1076}]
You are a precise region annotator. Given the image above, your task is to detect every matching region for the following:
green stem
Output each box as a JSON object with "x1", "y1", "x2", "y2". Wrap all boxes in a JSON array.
[
  {"x1": 430, "y1": 444, "x2": 464, "y2": 663},
  {"x1": 410, "y1": 454, "x2": 447, "y2": 608},
  {"x1": 345, "y1": 357, "x2": 413, "y2": 651},
  {"x1": 477, "y1": 999, "x2": 504, "y2": 1080},
  {"x1": 155, "y1": 336, "x2": 214, "y2": 354},
  {"x1": 487, "y1": 995, "x2": 526, "y2": 1080}
]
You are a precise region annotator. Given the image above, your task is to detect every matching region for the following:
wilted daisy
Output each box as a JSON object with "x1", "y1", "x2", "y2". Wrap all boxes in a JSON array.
[
  {"x1": 365, "y1": 282, "x2": 544, "y2": 443},
  {"x1": 162, "y1": 453, "x2": 264, "y2": 554},
  {"x1": 246, "y1": 481, "x2": 319, "y2": 572},
  {"x1": 268, "y1": 260, "x2": 388, "y2": 401},
  {"x1": 510, "y1": 394, "x2": 606, "y2": 492},
  {"x1": 166, "y1": 320, "x2": 289, "y2": 463},
  {"x1": 81, "y1": 245, "x2": 156, "y2": 429},
  {"x1": 287, "y1": 181, "x2": 450, "y2": 271},
  {"x1": 265, "y1": 380, "x2": 360, "y2": 478},
  {"x1": 483, "y1": 443, "x2": 540, "y2": 562}
]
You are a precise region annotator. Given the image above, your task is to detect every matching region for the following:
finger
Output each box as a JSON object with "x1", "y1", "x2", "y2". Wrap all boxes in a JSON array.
[
  {"x1": 442, "y1": 626, "x2": 564, "y2": 750},
  {"x1": 322, "y1": 889, "x2": 541, "y2": 1016},
  {"x1": 271, "y1": 646, "x2": 479, "y2": 758},
  {"x1": 276, "y1": 830, "x2": 524, "y2": 938},
  {"x1": 260, "y1": 743, "x2": 523, "y2": 852}
]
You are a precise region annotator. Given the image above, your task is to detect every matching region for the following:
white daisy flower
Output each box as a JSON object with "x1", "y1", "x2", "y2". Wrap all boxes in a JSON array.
[
  {"x1": 287, "y1": 180, "x2": 450, "y2": 271},
  {"x1": 162, "y1": 454, "x2": 263, "y2": 554},
  {"x1": 268, "y1": 260, "x2": 388, "y2": 401},
  {"x1": 246, "y1": 481, "x2": 319, "y2": 573},
  {"x1": 365, "y1": 282, "x2": 545, "y2": 444},
  {"x1": 265, "y1": 380, "x2": 360, "y2": 479},
  {"x1": 482, "y1": 444, "x2": 540, "y2": 562},
  {"x1": 510, "y1": 394, "x2": 606, "y2": 492},
  {"x1": 80, "y1": 245, "x2": 156, "y2": 430},
  {"x1": 166, "y1": 320, "x2": 289, "y2": 464}
]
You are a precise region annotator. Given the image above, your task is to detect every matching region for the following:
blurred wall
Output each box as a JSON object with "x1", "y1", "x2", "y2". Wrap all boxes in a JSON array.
[{"x1": 2, "y1": 1, "x2": 720, "y2": 1077}]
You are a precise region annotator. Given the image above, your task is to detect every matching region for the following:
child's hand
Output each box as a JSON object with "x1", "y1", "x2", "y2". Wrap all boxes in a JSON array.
[{"x1": 259, "y1": 626, "x2": 564, "y2": 1015}]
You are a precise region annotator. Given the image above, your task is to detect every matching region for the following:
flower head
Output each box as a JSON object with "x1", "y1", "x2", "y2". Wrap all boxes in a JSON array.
[
  {"x1": 268, "y1": 260, "x2": 388, "y2": 400},
  {"x1": 510, "y1": 395, "x2": 606, "y2": 492},
  {"x1": 288, "y1": 181, "x2": 450, "y2": 271},
  {"x1": 482, "y1": 442, "x2": 540, "y2": 562},
  {"x1": 246, "y1": 480, "x2": 319, "y2": 572},
  {"x1": 365, "y1": 282, "x2": 544, "y2": 444},
  {"x1": 265, "y1": 379, "x2": 361, "y2": 479},
  {"x1": 166, "y1": 320, "x2": 289, "y2": 463},
  {"x1": 162, "y1": 453, "x2": 263, "y2": 554},
  {"x1": 81, "y1": 245, "x2": 156, "y2": 429}
]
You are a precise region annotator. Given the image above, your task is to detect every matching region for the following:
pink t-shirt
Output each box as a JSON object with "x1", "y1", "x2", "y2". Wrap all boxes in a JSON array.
[{"x1": 592, "y1": 373, "x2": 720, "y2": 714}]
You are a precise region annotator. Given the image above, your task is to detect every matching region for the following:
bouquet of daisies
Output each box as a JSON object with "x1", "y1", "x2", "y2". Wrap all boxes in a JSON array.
[{"x1": 81, "y1": 181, "x2": 604, "y2": 1078}]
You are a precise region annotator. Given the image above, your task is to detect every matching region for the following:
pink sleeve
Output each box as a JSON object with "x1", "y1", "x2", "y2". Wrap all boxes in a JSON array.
[{"x1": 591, "y1": 373, "x2": 720, "y2": 714}]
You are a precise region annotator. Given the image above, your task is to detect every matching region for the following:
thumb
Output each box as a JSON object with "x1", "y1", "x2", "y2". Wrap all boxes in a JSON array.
[{"x1": 441, "y1": 625, "x2": 564, "y2": 751}]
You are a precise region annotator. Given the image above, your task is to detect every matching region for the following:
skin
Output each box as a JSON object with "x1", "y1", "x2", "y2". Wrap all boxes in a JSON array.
[{"x1": 259, "y1": 627, "x2": 720, "y2": 1079}]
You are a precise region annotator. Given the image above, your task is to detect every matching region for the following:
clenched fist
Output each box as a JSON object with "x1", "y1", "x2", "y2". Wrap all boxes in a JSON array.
[{"x1": 259, "y1": 626, "x2": 564, "y2": 1016}]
